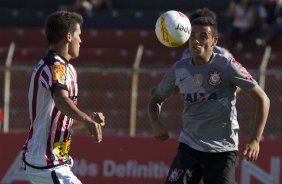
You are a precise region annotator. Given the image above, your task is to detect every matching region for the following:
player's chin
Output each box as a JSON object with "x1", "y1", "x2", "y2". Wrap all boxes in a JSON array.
[{"x1": 71, "y1": 53, "x2": 79, "y2": 59}]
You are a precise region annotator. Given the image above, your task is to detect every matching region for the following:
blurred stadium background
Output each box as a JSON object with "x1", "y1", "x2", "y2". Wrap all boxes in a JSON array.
[
  {"x1": 0, "y1": 0, "x2": 281, "y2": 140},
  {"x1": 1, "y1": 0, "x2": 282, "y2": 183}
]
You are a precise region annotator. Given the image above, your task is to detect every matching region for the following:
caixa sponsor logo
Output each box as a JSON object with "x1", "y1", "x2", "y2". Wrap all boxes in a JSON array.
[{"x1": 183, "y1": 92, "x2": 217, "y2": 103}]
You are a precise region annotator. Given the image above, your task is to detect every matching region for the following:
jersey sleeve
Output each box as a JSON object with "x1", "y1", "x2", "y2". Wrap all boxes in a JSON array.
[
  {"x1": 39, "y1": 62, "x2": 68, "y2": 94},
  {"x1": 228, "y1": 59, "x2": 257, "y2": 91},
  {"x1": 155, "y1": 64, "x2": 178, "y2": 98}
]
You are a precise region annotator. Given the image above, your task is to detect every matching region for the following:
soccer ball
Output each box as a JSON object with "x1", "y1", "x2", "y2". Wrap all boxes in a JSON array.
[{"x1": 155, "y1": 10, "x2": 191, "y2": 47}]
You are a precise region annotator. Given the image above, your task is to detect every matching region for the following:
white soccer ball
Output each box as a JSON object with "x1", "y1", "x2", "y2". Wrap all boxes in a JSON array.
[{"x1": 155, "y1": 10, "x2": 191, "y2": 47}]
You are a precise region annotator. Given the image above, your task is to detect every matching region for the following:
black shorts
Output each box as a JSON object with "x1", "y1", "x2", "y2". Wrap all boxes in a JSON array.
[{"x1": 165, "y1": 142, "x2": 237, "y2": 184}]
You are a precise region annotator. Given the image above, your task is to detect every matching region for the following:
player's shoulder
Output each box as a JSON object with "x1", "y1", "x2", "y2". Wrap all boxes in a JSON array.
[
  {"x1": 214, "y1": 52, "x2": 230, "y2": 59},
  {"x1": 214, "y1": 46, "x2": 228, "y2": 53},
  {"x1": 43, "y1": 50, "x2": 67, "y2": 66},
  {"x1": 213, "y1": 52, "x2": 235, "y2": 66},
  {"x1": 214, "y1": 46, "x2": 233, "y2": 57},
  {"x1": 181, "y1": 48, "x2": 192, "y2": 59},
  {"x1": 174, "y1": 57, "x2": 192, "y2": 68},
  {"x1": 214, "y1": 53, "x2": 247, "y2": 72}
]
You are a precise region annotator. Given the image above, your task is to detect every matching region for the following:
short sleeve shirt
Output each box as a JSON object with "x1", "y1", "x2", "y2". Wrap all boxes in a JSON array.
[{"x1": 155, "y1": 53, "x2": 257, "y2": 152}]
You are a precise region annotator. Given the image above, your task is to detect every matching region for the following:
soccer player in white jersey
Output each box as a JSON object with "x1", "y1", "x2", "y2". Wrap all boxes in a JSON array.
[
  {"x1": 21, "y1": 11, "x2": 105, "y2": 184},
  {"x1": 148, "y1": 8, "x2": 270, "y2": 184}
]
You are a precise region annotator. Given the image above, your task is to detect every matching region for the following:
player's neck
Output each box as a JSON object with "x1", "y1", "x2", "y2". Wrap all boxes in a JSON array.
[
  {"x1": 49, "y1": 44, "x2": 71, "y2": 62},
  {"x1": 192, "y1": 53, "x2": 213, "y2": 65}
]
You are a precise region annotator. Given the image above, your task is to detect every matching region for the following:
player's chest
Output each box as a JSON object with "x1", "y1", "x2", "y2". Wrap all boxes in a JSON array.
[{"x1": 175, "y1": 67, "x2": 227, "y2": 94}]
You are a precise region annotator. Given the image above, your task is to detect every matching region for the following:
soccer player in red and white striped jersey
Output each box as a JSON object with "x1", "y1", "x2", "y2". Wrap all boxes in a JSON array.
[{"x1": 22, "y1": 11, "x2": 105, "y2": 184}]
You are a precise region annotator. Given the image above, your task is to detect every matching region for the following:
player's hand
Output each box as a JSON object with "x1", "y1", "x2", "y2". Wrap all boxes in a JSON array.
[
  {"x1": 151, "y1": 122, "x2": 169, "y2": 141},
  {"x1": 83, "y1": 114, "x2": 104, "y2": 143},
  {"x1": 90, "y1": 112, "x2": 105, "y2": 126},
  {"x1": 83, "y1": 118, "x2": 102, "y2": 143},
  {"x1": 90, "y1": 122, "x2": 102, "y2": 143},
  {"x1": 243, "y1": 140, "x2": 260, "y2": 162}
]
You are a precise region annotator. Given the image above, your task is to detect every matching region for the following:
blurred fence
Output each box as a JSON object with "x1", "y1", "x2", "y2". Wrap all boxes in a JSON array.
[{"x1": 1, "y1": 65, "x2": 282, "y2": 140}]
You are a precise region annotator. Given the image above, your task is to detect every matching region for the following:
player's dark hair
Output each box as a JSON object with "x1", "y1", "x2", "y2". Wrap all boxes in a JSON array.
[
  {"x1": 45, "y1": 11, "x2": 83, "y2": 45},
  {"x1": 189, "y1": 8, "x2": 217, "y2": 23},
  {"x1": 191, "y1": 14, "x2": 218, "y2": 37}
]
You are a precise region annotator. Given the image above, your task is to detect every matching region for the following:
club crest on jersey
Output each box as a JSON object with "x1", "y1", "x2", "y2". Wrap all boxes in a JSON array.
[
  {"x1": 168, "y1": 168, "x2": 184, "y2": 182},
  {"x1": 194, "y1": 74, "x2": 203, "y2": 86},
  {"x1": 208, "y1": 71, "x2": 222, "y2": 87},
  {"x1": 51, "y1": 65, "x2": 66, "y2": 84}
]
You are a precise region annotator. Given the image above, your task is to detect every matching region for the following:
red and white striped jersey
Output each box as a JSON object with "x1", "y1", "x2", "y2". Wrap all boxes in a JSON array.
[{"x1": 22, "y1": 50, "x2": 78, "y2": 167}]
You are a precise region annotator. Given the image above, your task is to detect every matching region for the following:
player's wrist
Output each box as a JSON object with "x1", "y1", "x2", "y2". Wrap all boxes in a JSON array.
[
  {"x1": 82, "y1": 114, "x2": 93, "y2": 125},
  {"x1": 250, "y1": 137, "x2": 261, "y2": 143}
]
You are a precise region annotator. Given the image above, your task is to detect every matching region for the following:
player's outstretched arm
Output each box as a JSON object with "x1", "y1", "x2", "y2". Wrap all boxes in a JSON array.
[
  {"x1": 243, "y1": 84, "x2": 270, "y2": 162},
  {"x1": 148, "y1": 94, "x2": 169, "y2": 141}
]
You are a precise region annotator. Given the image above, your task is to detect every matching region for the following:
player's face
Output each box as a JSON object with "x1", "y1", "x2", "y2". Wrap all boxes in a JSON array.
[
  {"x1": 188, "y1": 25, "x2": 217, "y2": 60},
  {"x1": 69, "y1": 23, "x2": 82, "y2": 59}
]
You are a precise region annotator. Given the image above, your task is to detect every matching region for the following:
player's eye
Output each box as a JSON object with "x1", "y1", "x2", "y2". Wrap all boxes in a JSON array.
[{"x1": 200, "y1": 35, "x2": 208, "y2": 40}]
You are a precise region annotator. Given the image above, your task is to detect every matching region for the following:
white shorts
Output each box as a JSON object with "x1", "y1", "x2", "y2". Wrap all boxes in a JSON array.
[{"x1": 25, "y1": 164, "x2": 82, "y2": 184}]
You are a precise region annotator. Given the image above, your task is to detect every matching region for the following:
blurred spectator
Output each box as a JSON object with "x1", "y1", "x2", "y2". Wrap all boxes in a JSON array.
[
  {"x1": 256, "y1": 0, "x2": 282, "y2": 46},
  {"x1": 60, "y1": 0, "x2": 113, "y2": 16},
  {"x1": 255, "y1": 0, "x2": 268, "y2": 30},
  {"x1": 225, "y1": 0, "x2": 259, "y2": 51}
]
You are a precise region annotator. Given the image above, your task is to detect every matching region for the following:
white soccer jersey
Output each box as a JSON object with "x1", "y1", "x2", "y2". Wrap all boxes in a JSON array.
[{"x1": 22, "y1": 50, "x2": 78, "y2": 167}]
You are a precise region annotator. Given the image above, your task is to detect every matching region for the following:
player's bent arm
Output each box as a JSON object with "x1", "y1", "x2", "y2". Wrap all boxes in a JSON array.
[
  {"x1": 53, "y1": 87, "x2": 91, "y2": 123},
  {"x1": 53, "y1": 87, "x2": 103, "y2": 142},
  {"x1": 246, "y1": 84, "x2": 270, "y2": 143},
  {"x1": 148, "y1": 94, "x2": 165, "y2": 124},
  {"x1": 148, "y1": 94, "x2": 170, "y2": 141},
  {"x1": 242, "y1": 84, "x2": 270, "y2": 162}
]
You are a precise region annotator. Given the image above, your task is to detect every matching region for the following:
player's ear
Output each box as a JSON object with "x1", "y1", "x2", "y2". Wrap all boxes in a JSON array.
[
  {"x1": 212, "y1": 36, "x2": 218, "y2": 47},
  {"x1": 66, "y1": 32, "x2": 72, "y2": 43}
]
